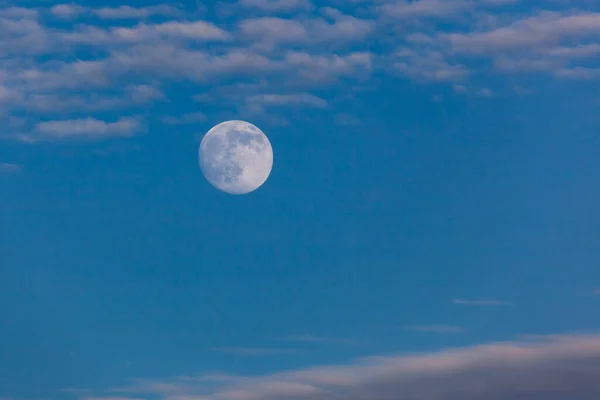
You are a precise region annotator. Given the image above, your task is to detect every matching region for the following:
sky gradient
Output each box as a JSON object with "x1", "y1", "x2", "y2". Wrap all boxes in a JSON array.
[{"x1": 1, "y1": 0, "x2": 600, "y2": 399}]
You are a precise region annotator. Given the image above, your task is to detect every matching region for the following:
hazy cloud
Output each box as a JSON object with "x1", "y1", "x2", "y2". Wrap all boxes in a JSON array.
[
  {"x1": 404, "y1": 324, "x2": 465, "y2": 333},
  {"x1": 393, "y1": 50, "x2": 470, "y2": 83},
  {"x1": 447, "y1": 12, "x2": 600, "y2": 54},
  {"x1": 452, "y1": 298, "x2": 510, "y2": 306},
  {"x1": 49, "y1": 4, "x2": 183, "y2": 20},
  {"x1": 379, "y1": 0, "x2": 472, "y2": 19},
  {"x1": 247, "y1": 93, "x2": 327, "y2": 108},
  {"x1": 284, "y1": 334, "x2": 356, "y2": 344},
  {"x1": 93, "y1": 4, "x2": 183, "y2": 19},
  {"x1": 0, "y1": 162, "x2": 22, "y2": 173},
  {"x1": 86, "y1": 334, "x2": 600, "y2": 400},
  {"x1": 0, "y1": 6, "x2": 38, "y2": 19},
  {"x1": 27, "y1": 117, "x2": 143, "y2": 142},
  {"x1": 238, "y1": 14, "x2": 374, "y2": 49},
  {"x1": 49, "y1": 3, "x2": 86, "y2": 19},
  {"x1": 239, "y1": 0, "x2": 314, "y2": 13},
  {"x1": 210, "y1": 347, "x2": 301, "y2": 356},
  {"x1": 18, "y1": 84, "x2": 165, "y2": 113},
  {"x1": 333, "y1": 113, "x2": 360, "y2": 126},
  {"x1": 159, "y1": 112, "x2": 206, "y2": 125}
]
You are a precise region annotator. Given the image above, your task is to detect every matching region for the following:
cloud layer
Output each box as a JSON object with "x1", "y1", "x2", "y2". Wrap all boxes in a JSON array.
[
  {"x1": 1, "y1": 0, "x2": 600, "y2": 141},
  {"x1": 88, "y1": 333, "x2": 600, "y2": 400}
]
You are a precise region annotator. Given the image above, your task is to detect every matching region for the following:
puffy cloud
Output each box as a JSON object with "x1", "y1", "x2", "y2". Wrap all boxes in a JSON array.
[
  {"x1": 49, "y1": 3, "x2": 86, "y2": 20},
  {"x1": 1, "y1": 0, "x2": 600, "y2": 144}
]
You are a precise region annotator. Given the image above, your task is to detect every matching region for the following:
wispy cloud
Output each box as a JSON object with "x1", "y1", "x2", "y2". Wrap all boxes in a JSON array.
[
  {"x1": 0, "y1": 6, "x2": 39, "y2": 19},
  {"x1": 333, "y1": 113, "x2": 360, "y2": 126},
  {"x1": 452, "y1": 298, "x2": 510, "y2": 306},
  {"x1": 284, "y1": 334, "x2": 357, "y2": 344},
  {"x1": 0, "y1": 162, "x2": 22, "y2": 173},
  {"x1": 404, "y1": 324, "x2": 465, "y2": 333},
  {"x1": 85, "y1": 333, "x2": 600, "y2": 400},
  {"x1": 210, "y1": 347, "x2": 300, "y2": 356},
  {"x1": 17, "y1": 85, "x2": 165, "y2": 114},
  {"x1": 49, "y1": 3, "x2": 183, "y2": 20},
  {"x1": 21, "y1": 117, "x2": 144, "y2": 142},
  {"x1": 159, "y1": 112, "x2": 206, "y2": 125},
  {"x1": 239, "y1": 0, "x2": 314, "y2": 13},
  {"x1": 241, "y1": 93, "x2": 328, "y2": 115},
  {"x1": 93, "y1": 4, "x2": 183, "y2": 19}
]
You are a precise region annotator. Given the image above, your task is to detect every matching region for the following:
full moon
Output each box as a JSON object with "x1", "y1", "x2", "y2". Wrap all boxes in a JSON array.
[{"x1": 199, "y1": 120, "x2": 273, "y2": 195}]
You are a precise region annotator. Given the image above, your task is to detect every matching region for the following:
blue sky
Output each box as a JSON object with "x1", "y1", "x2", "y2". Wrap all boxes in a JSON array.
[{"x1": 2, "y1": 0, "x2": 600, "y2": 399}]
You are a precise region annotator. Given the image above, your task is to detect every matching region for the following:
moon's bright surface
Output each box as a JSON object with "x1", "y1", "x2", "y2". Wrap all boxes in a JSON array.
[{"x1": 199, "y1": 120, "x2": 273, "y2": 195}]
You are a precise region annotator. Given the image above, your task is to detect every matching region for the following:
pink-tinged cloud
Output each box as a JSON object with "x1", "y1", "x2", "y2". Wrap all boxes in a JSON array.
[{"x1": 89, "y1": 333, "x2": 600, "y2": 400}]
